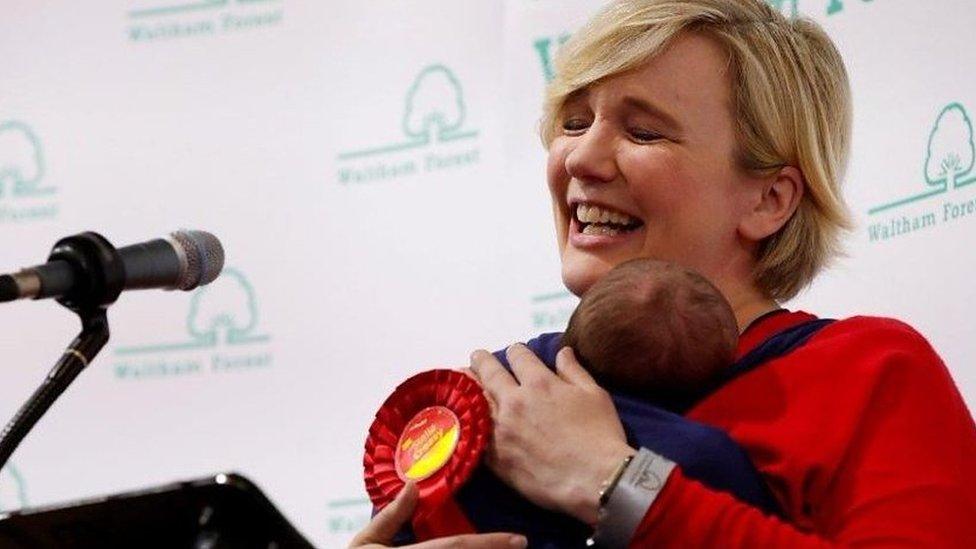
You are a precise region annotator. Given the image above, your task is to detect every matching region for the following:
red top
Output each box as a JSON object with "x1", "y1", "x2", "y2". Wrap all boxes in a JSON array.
[{"x1": 631, "y1": 311, "x2": 976, "y2": 547}]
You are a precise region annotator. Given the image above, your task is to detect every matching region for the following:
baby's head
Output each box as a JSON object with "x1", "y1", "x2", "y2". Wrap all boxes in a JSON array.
[{"x1": 561, "y1": 259, "x2": 738, "y2": 410}]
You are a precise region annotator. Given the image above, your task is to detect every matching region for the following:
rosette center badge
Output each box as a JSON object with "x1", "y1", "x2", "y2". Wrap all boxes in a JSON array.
[{"x1": 394, "y1": 406, "x2": 460, "y2": 482}]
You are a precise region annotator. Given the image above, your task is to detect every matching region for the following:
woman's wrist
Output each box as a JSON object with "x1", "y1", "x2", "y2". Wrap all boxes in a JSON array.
[{"x1": 566, "y1": 441, "x2": 636, "y2": 525}]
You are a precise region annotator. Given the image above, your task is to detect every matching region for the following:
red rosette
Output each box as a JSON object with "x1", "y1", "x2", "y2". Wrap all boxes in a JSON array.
[{"x1": 363, "y1": 369, "x2": 491, "y2": 537}]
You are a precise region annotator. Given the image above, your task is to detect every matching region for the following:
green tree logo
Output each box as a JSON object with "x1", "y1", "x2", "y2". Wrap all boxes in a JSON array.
[
  {"x1": 115, "y1": 267, "x2": 269, "y2": 356},
  {"x1": 925, "y1": 103, "x2": 975, "y2": 190},
  {"x1": 402, "y1": 65, "x2": 468, "y2": 143},
  {"x1": 0, "y1": 464, "x2": 28, "y2": 512},
  {"x1": 337, "y1": 64, "x2": 477, "y2": 160},
  {"x1": 186, "y1": 268, "x2": 269, "y2": 345},
  {"x1": 0, "y1": 121, "x2": 52, "y2": 199},
  {"x1": 869, "y1": 102, "x2": 976, "y2": 215}
]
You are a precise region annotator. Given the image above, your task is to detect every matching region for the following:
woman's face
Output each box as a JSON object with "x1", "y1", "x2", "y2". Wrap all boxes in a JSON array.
[{"x1": 547, "y1": 33, "x2": 759, "y2": 296}]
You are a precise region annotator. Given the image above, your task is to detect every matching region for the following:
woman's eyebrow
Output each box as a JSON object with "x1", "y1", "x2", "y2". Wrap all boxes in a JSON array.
[
  {"x1": 563, "y1": 88, "x2": 590, "y2": 108},
  {"x1": 621, "y1": 96, "x2": 682, "y2": 131}
]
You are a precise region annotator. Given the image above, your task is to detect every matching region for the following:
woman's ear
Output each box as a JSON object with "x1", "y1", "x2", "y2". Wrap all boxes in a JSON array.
[{"x1": 738, "y1": 165, "x2": 805, "y2": 242}]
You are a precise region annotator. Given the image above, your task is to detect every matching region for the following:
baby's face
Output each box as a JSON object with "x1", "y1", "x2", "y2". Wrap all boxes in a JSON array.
[{"x1": 562, "y1": 259, "x2": 738, "y2": 409}]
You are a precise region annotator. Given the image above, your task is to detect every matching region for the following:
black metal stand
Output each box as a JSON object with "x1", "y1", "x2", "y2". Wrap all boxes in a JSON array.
[
  {"x1": 0, "y1": 310, "x2": 109, "y2": 471},
  {"x1": 0, "y1": 232, "x2": 124, "y2": 472}
]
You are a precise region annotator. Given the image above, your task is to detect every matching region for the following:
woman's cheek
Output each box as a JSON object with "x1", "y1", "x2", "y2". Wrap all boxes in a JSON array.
[
  {"x1": 546, "y1": 141, "x2": 571, "y2": 191},
  {"x1": 546, "y1": 143, "x2": 572, "y2": 244}
]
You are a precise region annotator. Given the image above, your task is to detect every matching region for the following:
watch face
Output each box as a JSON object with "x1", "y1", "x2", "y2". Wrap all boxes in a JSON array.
[
  {"x1": 634, "y1": 466, "x2": 664, "y2": 492},
  {"x1": 634, "y1": 453, "x2": 671, "y2": 492}
]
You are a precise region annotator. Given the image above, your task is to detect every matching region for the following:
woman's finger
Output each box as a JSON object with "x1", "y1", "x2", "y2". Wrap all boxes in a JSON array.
[
  {"x1": 470, "y1": 349, "x2": 518, "y2": 402},
  {"x1": 554, "y1": 346, "x2": 598, "y2": 388},
  {"x1": 505, "y1": 343, "x2": 554, "y2": 388},
  {"x1": 458, "y1": 367, "x2": 480, "y2": 383},
  {"x1": 415, "y1": 533, "x2": 528, "y2": 549},
  {"x1": 459, "y1": 366, "x2": 498, "y2": 415},
  {"x1": 348, "y1": 482, "x2": 418, "y2": 546}
]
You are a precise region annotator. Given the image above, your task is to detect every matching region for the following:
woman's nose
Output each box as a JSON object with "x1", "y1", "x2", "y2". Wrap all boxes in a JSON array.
[{"x1": 564, "y1": 123, "x2": 617, "y2": 184}]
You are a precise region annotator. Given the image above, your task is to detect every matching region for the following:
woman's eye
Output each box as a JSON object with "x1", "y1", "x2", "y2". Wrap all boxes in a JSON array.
[
  {"x1": 629, "y1": 128, "x2": 663, "y2": 143},
  {"x1": 562, "y1": 118, "x2": 590, "y2": 133}
]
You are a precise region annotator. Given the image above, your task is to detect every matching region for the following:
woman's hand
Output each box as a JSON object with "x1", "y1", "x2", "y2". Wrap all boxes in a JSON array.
[
  {"x1": 348, "y1": 482, "x2": 527, "y2": 549},
  {"x1": 469, "y1": 344, "x2": 635, "y2": 525}
]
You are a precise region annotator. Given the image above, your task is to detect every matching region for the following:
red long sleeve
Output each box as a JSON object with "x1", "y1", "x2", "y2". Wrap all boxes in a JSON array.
[{"x1": 630, "y1": 314, "x2": 976, "y2": 547}]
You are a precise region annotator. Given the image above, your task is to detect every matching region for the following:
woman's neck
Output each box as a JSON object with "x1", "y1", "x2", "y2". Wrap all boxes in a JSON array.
[{"x1": 723, "y1": 284, "x2": 781, "y2": 334}]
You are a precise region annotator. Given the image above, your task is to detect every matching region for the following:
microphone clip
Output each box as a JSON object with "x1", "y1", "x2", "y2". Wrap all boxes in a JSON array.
[{"x1": 46, "y1": 231, "x2": 125, "y2": 315}]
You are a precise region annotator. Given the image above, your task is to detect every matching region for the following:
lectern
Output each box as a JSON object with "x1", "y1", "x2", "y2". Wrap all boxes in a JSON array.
[{"x1": 0, "y1": 473, "x2": 314, "y2": 548}]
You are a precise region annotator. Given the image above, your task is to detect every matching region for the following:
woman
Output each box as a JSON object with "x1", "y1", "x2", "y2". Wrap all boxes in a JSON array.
[{"x1": 353, "y1": 0, "x2": 976, "y2": 546}]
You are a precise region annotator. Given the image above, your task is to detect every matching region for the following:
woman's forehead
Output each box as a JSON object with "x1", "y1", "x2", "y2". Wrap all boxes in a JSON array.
[{"x1": 569, "y1": 35, "x2": 734, "y2": 122}]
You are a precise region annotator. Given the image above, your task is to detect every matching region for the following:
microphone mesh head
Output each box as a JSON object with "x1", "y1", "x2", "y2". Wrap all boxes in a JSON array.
[{"x1": 170, "y1": 230, "x2": 225, "y2": 290}]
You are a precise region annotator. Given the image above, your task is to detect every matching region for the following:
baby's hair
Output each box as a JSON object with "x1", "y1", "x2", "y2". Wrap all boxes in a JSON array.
[{"x1": 562, "y1": 258, "x2": 738, "y2": 406}]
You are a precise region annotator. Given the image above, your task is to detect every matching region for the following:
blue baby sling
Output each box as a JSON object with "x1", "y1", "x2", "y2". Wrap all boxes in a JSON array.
[{"x1": 396, "y1": 316, "x2": 835, "y2": 547}]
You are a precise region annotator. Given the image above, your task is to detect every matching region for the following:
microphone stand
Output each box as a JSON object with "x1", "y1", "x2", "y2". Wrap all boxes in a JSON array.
[{"x1": 0, "y1": 232, "x2": 124, "y2": 472}]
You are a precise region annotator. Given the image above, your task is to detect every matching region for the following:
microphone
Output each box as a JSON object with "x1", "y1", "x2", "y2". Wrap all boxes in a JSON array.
[{"x1": 0, "y1": 230, "x2": 224, "y2": 304}]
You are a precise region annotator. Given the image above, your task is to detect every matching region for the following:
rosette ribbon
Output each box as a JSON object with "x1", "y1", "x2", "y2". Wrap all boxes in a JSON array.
[{"x1": 363, "y1": 369, "x2": 491, "y2": 540}]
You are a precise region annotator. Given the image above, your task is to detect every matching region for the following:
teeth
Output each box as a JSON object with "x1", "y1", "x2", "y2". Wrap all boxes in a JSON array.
[
  {"x1": 582, "y1": 224, "x2": 621, "y2": 236},
  {"x1": 576, "y1": 203, "x2": 637, "y2": 226}
]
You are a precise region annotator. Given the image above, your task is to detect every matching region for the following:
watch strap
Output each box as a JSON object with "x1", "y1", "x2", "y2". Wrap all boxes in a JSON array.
[{"x1": 588, "y1": 447, "x2": 676, "y2": 548}]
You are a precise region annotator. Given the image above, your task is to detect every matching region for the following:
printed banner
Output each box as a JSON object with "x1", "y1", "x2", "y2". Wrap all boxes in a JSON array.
[{"x1": 0, "y1": 1, "x2": 972, "y2": 546}]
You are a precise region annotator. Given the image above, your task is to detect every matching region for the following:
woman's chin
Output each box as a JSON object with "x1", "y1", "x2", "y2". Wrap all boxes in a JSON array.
[{"x1": 560, "y1": 252, "x2": 616, "y2": 296}]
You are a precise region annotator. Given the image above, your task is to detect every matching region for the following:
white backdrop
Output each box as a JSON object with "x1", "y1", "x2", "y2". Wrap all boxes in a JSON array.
[{"x1": 0, "y1": 1, "x2": 974, "y2": 546}]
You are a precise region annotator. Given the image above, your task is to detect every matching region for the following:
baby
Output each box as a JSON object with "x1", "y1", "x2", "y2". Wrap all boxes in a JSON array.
[
  {"x1": 561, "y1": 258, "x2": 739, "y2": 411},
  {"x1": 388, "y1": 260, "x2": 768, "y2": 547}
]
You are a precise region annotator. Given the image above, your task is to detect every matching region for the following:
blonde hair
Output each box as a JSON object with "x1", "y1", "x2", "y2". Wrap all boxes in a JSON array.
[{"x1": 541, "y1": 0, "x2": 853, "y2": 301}]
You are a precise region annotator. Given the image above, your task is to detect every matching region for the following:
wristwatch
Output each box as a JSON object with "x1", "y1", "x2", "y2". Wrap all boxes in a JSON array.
[{"x1": 587, "y1": 448, "x2": 676, "y2": 548}]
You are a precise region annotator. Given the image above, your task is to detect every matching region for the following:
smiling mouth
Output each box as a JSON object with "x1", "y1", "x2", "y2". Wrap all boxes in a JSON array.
[{"x1": 573, "y1": 202, "x2": 644, "y2": 236}]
